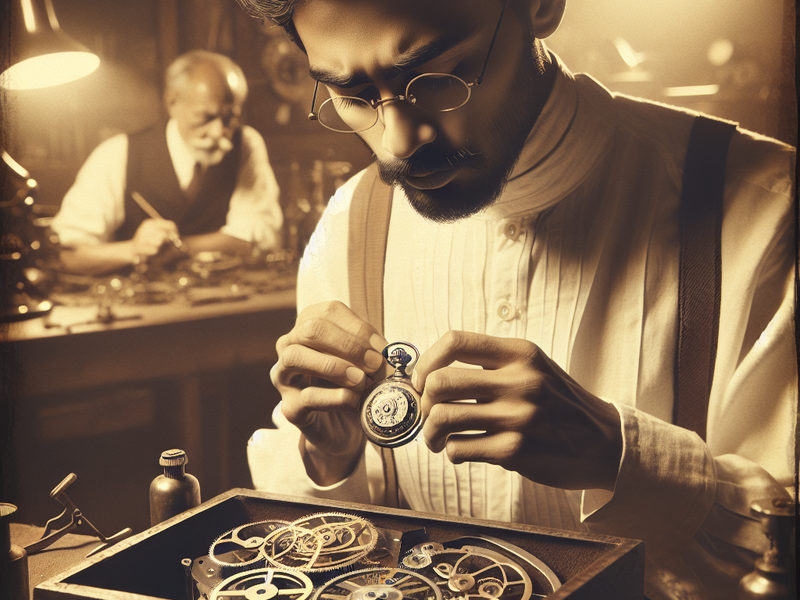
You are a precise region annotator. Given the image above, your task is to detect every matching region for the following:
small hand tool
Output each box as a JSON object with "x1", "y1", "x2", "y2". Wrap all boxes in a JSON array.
[
  {"x1": 131, "y1": 191, "x2": 184, "y2": 250},
  {"x1": 24, "y1": 473, "x2": 133, "y2": 557}
]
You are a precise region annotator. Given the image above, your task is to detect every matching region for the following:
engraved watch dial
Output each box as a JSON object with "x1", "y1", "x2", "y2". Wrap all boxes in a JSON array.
[
  {"x1": 371, "y1": 388, "x2": 410, "y2": 427},
  {"x1": 361, "y1": 383, "x2": 422, "y2": 447}
]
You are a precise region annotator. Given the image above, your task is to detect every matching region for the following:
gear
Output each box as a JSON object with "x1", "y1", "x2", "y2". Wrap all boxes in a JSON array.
[
  {"x1": 209, "y1": 567, "x2": 313, "y2": 600},
  {"x1": 451, "y1": 537, "x2": 561, "y2": 595},
  {"x1": 260, "y1": 512, "x2": 378, "y2": 573},
  {"x1": 209, "y1": 520, "x2": 290, "y2": 568},
  {"x1": 401, "y1": 542, "x2": 443, "y2": 569},
  {"x1": 310, "y1": 567, "x2": 442, "y2": 600},
  {"x1": 402, "y1": 545, "x2": 532, "y2": 600}
]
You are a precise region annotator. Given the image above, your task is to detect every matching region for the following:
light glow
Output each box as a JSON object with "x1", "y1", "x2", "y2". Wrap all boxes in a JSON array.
[
  {"x1": 708, "y1": 39, "x2": 734, "y2": 67},
  {"x1": 227, "y1": 71, "x2": 241, "y2": 92},
  {"x1": 21, "y1": 0, "x2": 36, "y2": 32},
  {"x1": 2, "y1": 151, "x2": 30, "y2": 178},
  {"x1": 609, "y1": 71, "x2": 654, "y2": 83},
  {"x1": 662, "y1": 84, "x2": 720, "y2": 97},
  {"x1": 0, "y1": 51, "x2": 99, "y2": 90},
  {"x1": 614, "y1": 37, "x2": 646, "y2": 68}
]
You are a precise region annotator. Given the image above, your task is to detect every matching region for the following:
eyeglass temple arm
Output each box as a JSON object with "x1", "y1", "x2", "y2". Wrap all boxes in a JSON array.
[
  {"x1": 308, "y1": 80, "x2": 320, "y2": 121},
  {"x1": 476, "y1": 0, "x2": 509, "y2": 85}
]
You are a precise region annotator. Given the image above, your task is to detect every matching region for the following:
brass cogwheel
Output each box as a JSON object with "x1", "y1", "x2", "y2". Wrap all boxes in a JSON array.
[
  {"x1": 310, "y1": 567, "x2": 442, "y2": 600},
  {"x1": 209, "y1": 520, "x2": 290, "y2": 568},
  {"x1": 209, "y1": 567, "x2": 314, "y2": 600},
  {"x1": 260, "y1": 512, "x2": 378, "y2": 573}
]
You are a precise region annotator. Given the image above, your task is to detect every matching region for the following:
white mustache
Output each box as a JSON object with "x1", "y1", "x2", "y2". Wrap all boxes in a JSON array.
[{"x1": 193, "y1": 136, "x2": 234, "y2": 153}]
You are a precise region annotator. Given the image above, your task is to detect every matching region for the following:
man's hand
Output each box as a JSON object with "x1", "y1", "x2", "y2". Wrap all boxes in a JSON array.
[
  {"x1": 132, "y1": 218, "x2": 180, "y2": 258},
  {"x1": 412, "y1": 331, "x2": 623, "y2": 492},
  {"x1": 58, "y1": 218, "x2": 181, "y2": 276},
  {"x1": 271, "y1": 301, "x2": 388, "y2": 485}
]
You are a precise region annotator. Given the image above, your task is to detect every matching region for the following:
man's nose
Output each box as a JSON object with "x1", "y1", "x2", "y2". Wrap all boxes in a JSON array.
[
  {"x1": 205, "y1": 117, "x2": 225, "y2": 138},
  {"x1": 379, "y1": 103, "x2": 436, "y2": 159}
]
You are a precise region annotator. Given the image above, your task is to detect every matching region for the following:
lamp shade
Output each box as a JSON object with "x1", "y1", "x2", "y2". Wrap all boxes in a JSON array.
[{"x1": 0, "y1": 0, "x2": 99, "y2": 90}]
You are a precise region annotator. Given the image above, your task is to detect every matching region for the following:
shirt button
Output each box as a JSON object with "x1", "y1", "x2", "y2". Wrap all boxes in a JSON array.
[
  {"x1": 504, "y1": 222, "x2": 521, "y2": 241},
  {"x1": 497, "y1": 302, "x2": 516, "y2": 321}
]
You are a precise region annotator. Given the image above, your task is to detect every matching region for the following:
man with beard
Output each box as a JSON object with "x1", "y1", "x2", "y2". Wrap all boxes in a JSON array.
[
  {"x1": 236, "y1": 0, "x2": 796, "y2": 598},
  {"x1": 51, "y1": 50, "x2": 283, "y2": 275}
]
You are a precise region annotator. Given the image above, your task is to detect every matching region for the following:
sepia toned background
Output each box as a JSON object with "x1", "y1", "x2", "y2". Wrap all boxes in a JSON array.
[{"x1": 1, "y1": 0, "x2": 795, "y2": 536}]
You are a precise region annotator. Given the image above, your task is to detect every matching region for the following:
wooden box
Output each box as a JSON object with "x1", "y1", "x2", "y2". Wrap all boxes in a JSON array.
[{"x1": 33, "y1": 488, "x2": 644, "y2": 600}]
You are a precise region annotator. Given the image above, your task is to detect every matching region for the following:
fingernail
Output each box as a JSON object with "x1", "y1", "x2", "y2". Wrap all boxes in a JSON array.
[
  {"x1": 346, "y1": 366, "x2": 365, "y2": 385},
  {"x1": 364, "y1": 349, "x2": 384, "y2": 372},
  {"x1": 411, "y1": 371, "x2": 420, "y2": 390},
  {"x1": 369, "y1": 333, "x2": 385, "y2": 353}
]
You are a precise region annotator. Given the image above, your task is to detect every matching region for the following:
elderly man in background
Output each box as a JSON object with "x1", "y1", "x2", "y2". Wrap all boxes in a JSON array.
[{"x1": 51, "y1": 49, "x2": 283, "y2": 275}]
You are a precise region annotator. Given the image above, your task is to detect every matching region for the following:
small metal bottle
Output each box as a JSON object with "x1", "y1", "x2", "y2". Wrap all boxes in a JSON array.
[
  {"x1": 149, "y1": 449, "x2": 201, "y2": 527},
  {"x1": 738, "y1": 497, "x2": 796, "y2": 600}
]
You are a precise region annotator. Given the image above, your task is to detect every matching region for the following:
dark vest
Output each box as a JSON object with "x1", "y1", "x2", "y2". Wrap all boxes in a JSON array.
[{"x1": 116, "y1": 122, "x2": 242, "y2": 241}]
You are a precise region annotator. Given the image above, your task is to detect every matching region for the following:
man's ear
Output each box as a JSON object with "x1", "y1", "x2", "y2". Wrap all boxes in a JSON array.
[
  {"x1": 164, "y1": 89, "x2": 179, "y2": 117},
  {"x1": 529, "y1": 0, "x2": 567, "y2": 39}
]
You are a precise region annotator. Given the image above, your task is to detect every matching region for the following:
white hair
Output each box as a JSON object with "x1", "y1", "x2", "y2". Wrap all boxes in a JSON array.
[{"x1": 164, "y1": 50, "x2": 248, "y2": 104}]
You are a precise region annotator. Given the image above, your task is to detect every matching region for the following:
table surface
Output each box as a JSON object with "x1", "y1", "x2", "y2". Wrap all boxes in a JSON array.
[
  {"x1": 2, "y1": 266, "x2": 297, "y2": 398},
  {"x1": 3, "y1": 267, "x2": 297, "y2": 342},
  {"x1": 11, "y1": 523, "x2": 100, "y2": 600}
]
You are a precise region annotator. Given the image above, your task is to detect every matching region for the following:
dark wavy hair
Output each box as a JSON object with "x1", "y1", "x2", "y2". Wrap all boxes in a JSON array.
[
  {"x1": 233, "y1": 0, "x2": 306, "y2": 48},
  {"x1": 233, "y1": 0, "x2": 299, "y2": 24}
]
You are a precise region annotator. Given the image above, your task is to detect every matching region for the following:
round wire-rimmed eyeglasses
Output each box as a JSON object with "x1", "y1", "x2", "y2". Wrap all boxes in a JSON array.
[{"x1": 307, "y1": 0, "x2": 509, "y2": 133}]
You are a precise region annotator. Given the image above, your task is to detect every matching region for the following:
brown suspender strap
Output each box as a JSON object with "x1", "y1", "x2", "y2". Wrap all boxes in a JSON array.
[
  {"x1": 675, "y1": 116, "x2": 736, "y2": 441},
  {"x1": 348, "y1": 164, "x2": 394, "y2": 335},
  {"x1": 347, "y1": 164, "x2": 398, "y2": 507}
]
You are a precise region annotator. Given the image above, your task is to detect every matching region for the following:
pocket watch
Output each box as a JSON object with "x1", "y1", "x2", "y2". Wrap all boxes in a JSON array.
[{"x1": 360, "y1": 342, "x2": 423, "y2": 448}]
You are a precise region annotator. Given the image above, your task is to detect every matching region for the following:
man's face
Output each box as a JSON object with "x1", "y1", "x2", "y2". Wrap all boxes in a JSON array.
[
  {"x1": 168, "y1": 66, "x2": 242, "y2": 167},
  {"x1": 294, "y1": 0, "x2": 550, "y2": 222}
]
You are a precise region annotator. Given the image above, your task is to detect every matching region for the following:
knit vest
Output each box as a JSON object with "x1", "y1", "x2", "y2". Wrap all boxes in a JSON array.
[{"x1": 116, "y1": 122, "x2": 242, "y2": 241}]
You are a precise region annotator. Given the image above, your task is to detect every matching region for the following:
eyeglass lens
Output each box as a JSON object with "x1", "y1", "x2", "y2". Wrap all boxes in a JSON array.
[
  {"x1": 318, "y1": 74, "x2": 472, "y2": 133},
  {"x1": 407, "y1": 74, "x2": 471, "y2": 111},
  {"x1": 319, "y1": 97, "x2": 375, "y2": 132}
]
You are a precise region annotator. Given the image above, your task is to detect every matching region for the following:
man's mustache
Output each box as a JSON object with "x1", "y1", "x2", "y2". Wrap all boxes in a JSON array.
[
  {"x1": 376, "y1": 148, "x2": 484, "y2": 186},
  {"x1": 192, "y1": 136, "x2": 234, "y2": 153}
]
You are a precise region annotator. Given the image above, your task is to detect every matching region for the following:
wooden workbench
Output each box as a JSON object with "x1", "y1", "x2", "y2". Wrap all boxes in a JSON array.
[{"x1": 2, "y1": 268, "x2": 297, "y2": 535}]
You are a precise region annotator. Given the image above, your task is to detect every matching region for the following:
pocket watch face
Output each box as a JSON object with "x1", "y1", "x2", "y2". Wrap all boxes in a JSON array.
[
  {"x1": 361, "y1": 382, "x2": 422, "y2": 447},
  {"x1": 360, "y1": 342, "x2": 423, "y2": 448},
  {"x1": 370, "y1": 388, "x2": 410, "y2": 427}
]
